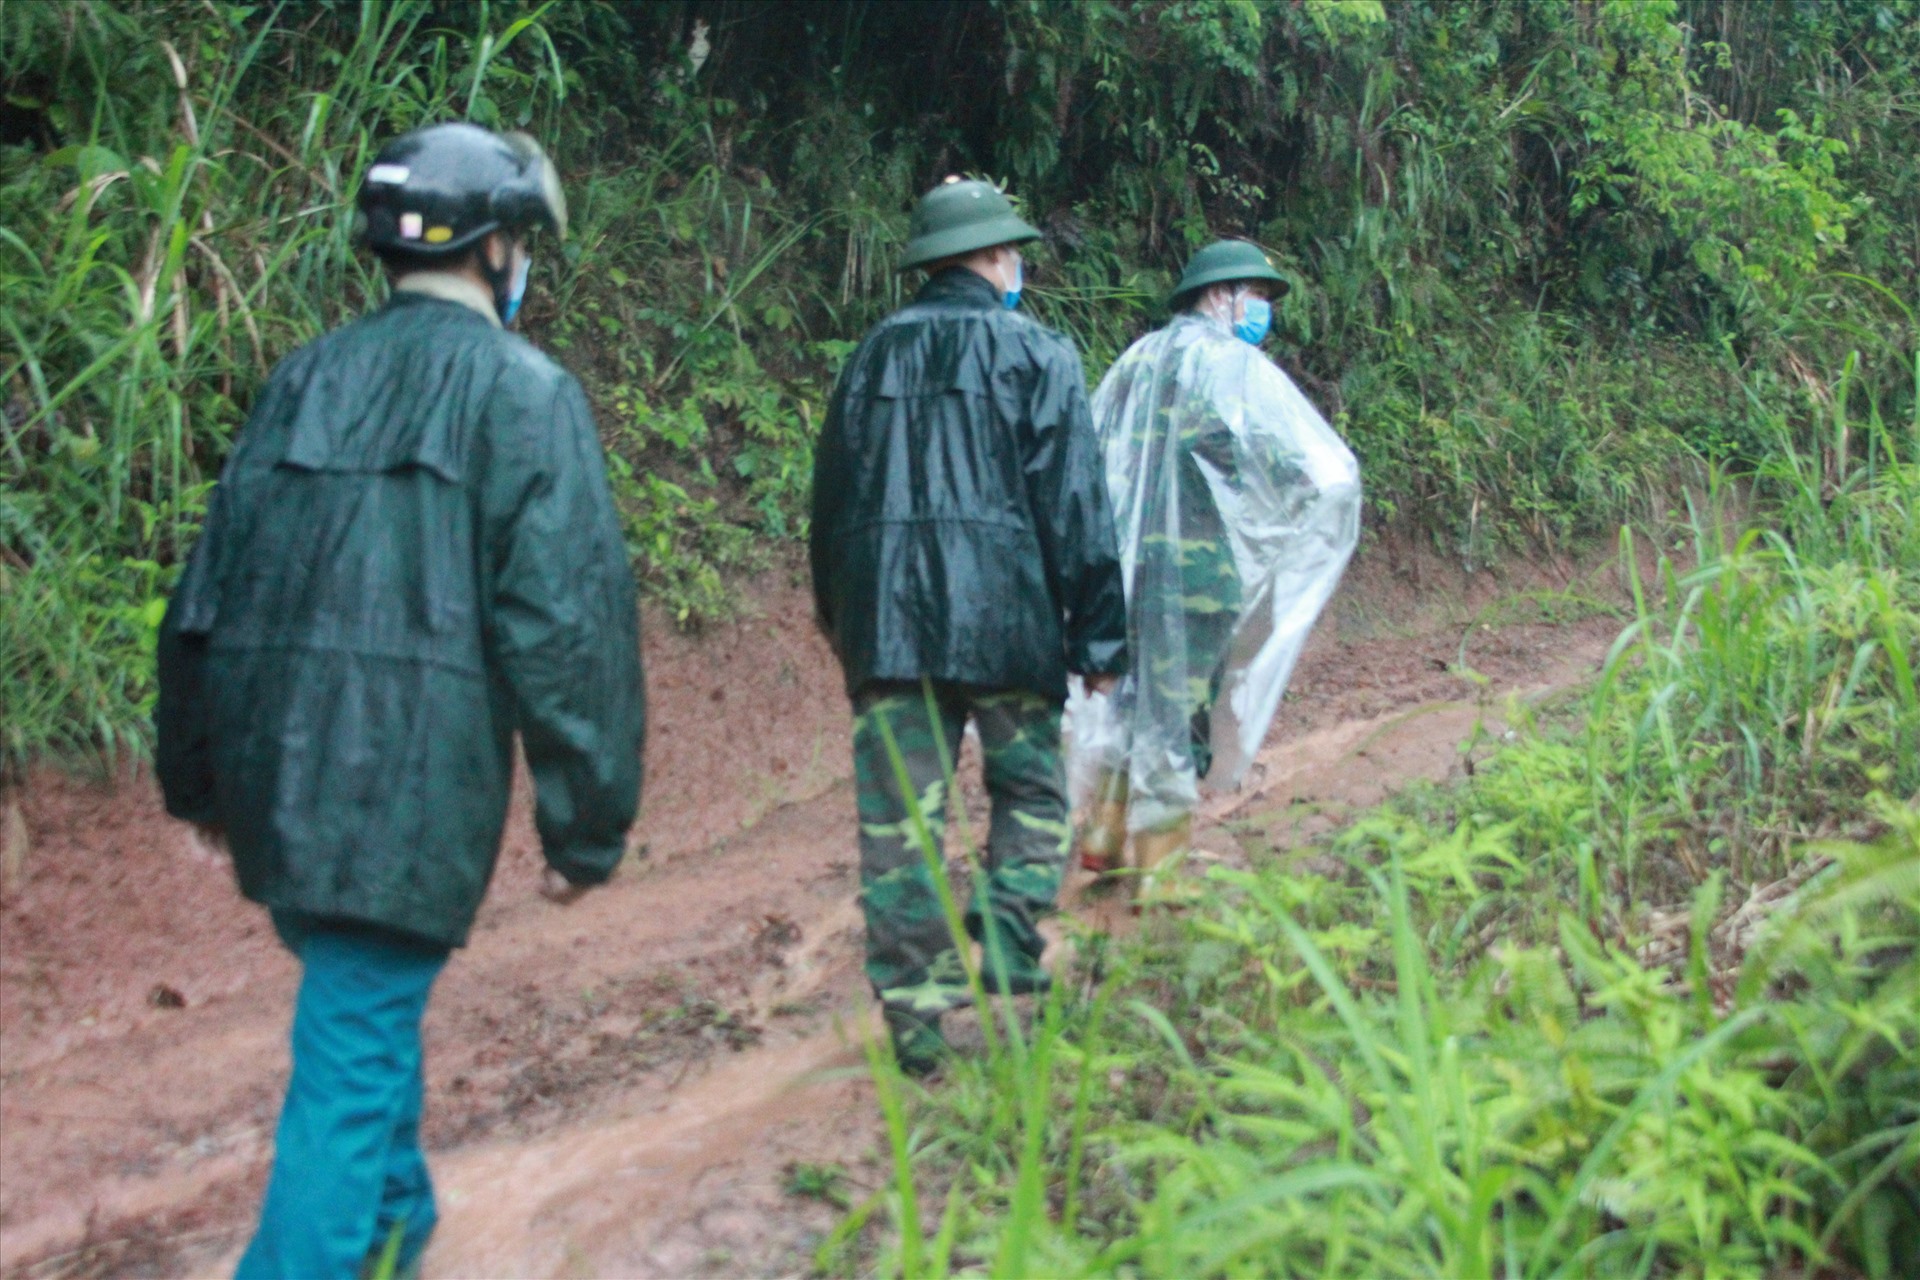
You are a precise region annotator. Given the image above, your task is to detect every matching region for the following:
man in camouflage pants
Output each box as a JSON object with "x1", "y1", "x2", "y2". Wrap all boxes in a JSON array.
[
  {"x1": 851, "y1": 684, "x2": 1072, "y2": 1016},
  {"x1": 1077, "y1": 239, "x2": 1360, "y2": 901},
  {"x1": 810, "y1": 179, "x2": 1127, "y2": 1073},
  {"x1": 1077, "y1": 394, "x2": 1244, "y2": 896},
  {"x1": 1137, "y1": 409, "x2": 1246, "y2": 782}
]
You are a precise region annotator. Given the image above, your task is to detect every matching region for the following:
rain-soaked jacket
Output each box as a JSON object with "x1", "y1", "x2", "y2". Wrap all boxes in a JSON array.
[
  {"x1": 809, "y1": 267, "x2": 1128, "y2": 699},
  {"x1": 155, "y1": 288, "x2": 645, "y2": 948},
  {"x1": 1072, "y1": 310, "x2": 1360, "y2": 833}
]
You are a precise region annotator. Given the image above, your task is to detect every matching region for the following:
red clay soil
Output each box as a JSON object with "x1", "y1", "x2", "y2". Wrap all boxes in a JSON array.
[{"x1": 0, "y1": 544, "x2": 1628, "y2": 1278}]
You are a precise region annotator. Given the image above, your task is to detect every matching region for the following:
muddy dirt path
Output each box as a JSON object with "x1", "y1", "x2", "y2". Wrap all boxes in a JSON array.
[{"x1": 0, "y1": 552, "x2": 1626, "y2": 1279}]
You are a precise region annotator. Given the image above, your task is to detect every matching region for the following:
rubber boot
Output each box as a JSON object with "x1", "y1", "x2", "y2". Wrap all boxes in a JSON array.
[
  {"x1": 1131, "y1": 814, "x2": 1197, "y2": 912},
  {"x1": 1075, "y1": 768, "x2": 1130, "y2": 874},
  {"x1": 978, "y1": 945, "x2": 1052, "y2": 996},
  {"x1": 884, "y1": 1006, "x2": 947, "y2": 1078},
  {"x1": 963, "y1": 905, "x2": 1053, "y2": 996}
]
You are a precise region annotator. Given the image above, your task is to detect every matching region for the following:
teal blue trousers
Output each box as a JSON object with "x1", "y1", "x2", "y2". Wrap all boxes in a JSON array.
[{"x1": 235, "y1": 913, "x2": 449, "y2": 1280}]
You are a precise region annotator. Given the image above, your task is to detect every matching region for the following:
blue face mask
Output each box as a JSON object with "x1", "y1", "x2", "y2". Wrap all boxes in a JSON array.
[
  {"x1": 501, "y1": 254, "x2": 531, "y2": 325},
  {"x1": 1002, "y1": 256, "x2": 1023, "y2": 311},
  {"x1": 1234, "y1": 296, "x2": 1272, "y2": 345}
]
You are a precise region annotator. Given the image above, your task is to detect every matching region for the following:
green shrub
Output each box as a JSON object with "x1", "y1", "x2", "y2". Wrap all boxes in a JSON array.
[
  {"x1": 5, "y1": 0, "x2": 1917, "y2": 777},
  {"x1": 849, "y1": 380, "x2": 1919, "y2": 1278}
]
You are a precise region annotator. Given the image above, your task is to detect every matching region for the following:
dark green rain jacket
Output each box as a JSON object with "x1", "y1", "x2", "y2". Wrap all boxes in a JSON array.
[
  {"x1": 810, "y1": 268, "x2": 1128, "y2": 699},
  {"x1": 155, "y1": 290, "x2": 645, "y2": 948}
]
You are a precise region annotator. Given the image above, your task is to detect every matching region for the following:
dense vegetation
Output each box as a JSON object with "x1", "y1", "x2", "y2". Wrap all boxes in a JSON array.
[
  {"x1": 837, "y1": 388, "x2": 1917, "y2": 1278},
  {"x1": 3, "y1": 4, "x2": 1916, "y2": 1273},
  {"x1": 4, "y1": 0, "x2": 1915, "y2": 771}
]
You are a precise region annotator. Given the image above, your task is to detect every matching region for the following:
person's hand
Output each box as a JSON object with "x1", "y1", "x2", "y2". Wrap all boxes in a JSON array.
[
  {"x1": 1082, "y1": 673, "x2": 1120, "y2": 697},
  {"x1": 538, "y1": 866, "x2": 592, "y2": 905}
]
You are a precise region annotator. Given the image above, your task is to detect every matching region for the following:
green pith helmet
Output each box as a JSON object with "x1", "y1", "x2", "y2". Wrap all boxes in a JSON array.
[
  {"x1": 358, "y1": 123, "x2": 567, "y2": 257},
  {"x1": 896, "y1": 177, "x2": 1041, "y2": 272},
  {"x1": 1170, "y1": 239, "x2": 1288, "y2": 308}
]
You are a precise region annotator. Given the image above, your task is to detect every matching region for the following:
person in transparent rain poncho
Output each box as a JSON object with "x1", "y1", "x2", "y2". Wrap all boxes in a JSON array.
[{"x1": 1071, "y1": 239, "x2": 1361, "y2": 902}]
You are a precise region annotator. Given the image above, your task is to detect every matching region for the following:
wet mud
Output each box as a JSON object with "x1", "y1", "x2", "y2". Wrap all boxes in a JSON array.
[{"x1": 0, "y1": 546, "x2": 1627, "y2": 1278}]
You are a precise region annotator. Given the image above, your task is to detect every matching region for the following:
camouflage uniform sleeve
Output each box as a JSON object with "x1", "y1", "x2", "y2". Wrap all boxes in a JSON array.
[{"x1": 1023, "y1": 336, "x2": 1128, "y2": 677}]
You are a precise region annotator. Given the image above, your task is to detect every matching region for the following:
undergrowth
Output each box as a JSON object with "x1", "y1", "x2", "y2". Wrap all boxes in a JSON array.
[
  {"x1": 838, "y1": 383, "x2": 1919, "y2": 1278},
  {"x1": 7, "y1": 0, "x2": 1919, "y2": 774}
]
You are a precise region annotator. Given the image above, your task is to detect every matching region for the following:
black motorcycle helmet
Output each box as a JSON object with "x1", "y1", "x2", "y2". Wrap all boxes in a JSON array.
[{"x1": 358, "y1": 123, "x2": 566, "y2": 316}]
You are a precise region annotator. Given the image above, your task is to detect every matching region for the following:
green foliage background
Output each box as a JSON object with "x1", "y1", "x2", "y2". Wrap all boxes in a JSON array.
[
  {"x1": 3, "y1": 0, "x2": 1917, "y2": 770},
  {"x1": 2, "y1": 5, "x2": 1915, "y2": 1274}
]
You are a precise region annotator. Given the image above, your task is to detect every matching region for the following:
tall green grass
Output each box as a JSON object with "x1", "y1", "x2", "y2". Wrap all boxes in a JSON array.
[
  {"x1": 845, "y1": 367, "x2": 1919, "y2": 1278},
  {"x1": 1, "y1": 0, "x2": 574, "y2": 770},
  {"x1": 11, "y1": 1, "x2": 1912, "y2": 779},
  {"x1": 0, "y1": 2, "x2": 894, "y2": 771},
  {"x1": 1594, "y1": 355, "x2": 1920, "y2": 896}
]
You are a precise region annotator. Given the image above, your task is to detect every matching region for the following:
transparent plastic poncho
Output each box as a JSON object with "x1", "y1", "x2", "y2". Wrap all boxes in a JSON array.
[{"x1": 1070, "y1": 307, "x2": 1361, "y2": 833}]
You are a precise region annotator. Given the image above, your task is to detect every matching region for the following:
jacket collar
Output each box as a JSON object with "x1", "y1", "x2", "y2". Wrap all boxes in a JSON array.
[
  {"x1": 914, "y1": 265, "x2": 1002, "y2": 309},
  {"x1": 394, "y1": 271, "x2": 502, "y2": 327},
  {"x1": 1173, "y1": 309, "x2": 1233, "y2": 339}
]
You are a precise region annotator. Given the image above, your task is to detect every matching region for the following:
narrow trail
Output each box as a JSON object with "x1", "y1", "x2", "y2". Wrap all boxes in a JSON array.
[{"x1": 0, "y1": 551, "x2": 1626, "y2": 1279}]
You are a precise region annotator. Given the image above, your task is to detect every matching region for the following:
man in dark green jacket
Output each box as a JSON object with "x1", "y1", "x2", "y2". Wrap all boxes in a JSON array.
[
  {"x1": 810, "y1": 177, "x2": 1127, "y2": 1072},
  {"x1": 155, "y1": 124, "x2": 644, "y2": 1278}
]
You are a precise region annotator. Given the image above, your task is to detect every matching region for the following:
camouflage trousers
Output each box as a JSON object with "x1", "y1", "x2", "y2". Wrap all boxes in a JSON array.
[
  {"x1": 1133, "y1": 524, "x2": 1242, "y2": 784},
  {"x1": 850, "y1": 679, "x2": 1070, "y2": 1016}
]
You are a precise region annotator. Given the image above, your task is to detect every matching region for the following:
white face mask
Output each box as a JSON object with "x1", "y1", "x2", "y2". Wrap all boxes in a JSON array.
[{"x1": 1001, "y1": 251, "x2": 1024, "y2": 310}]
